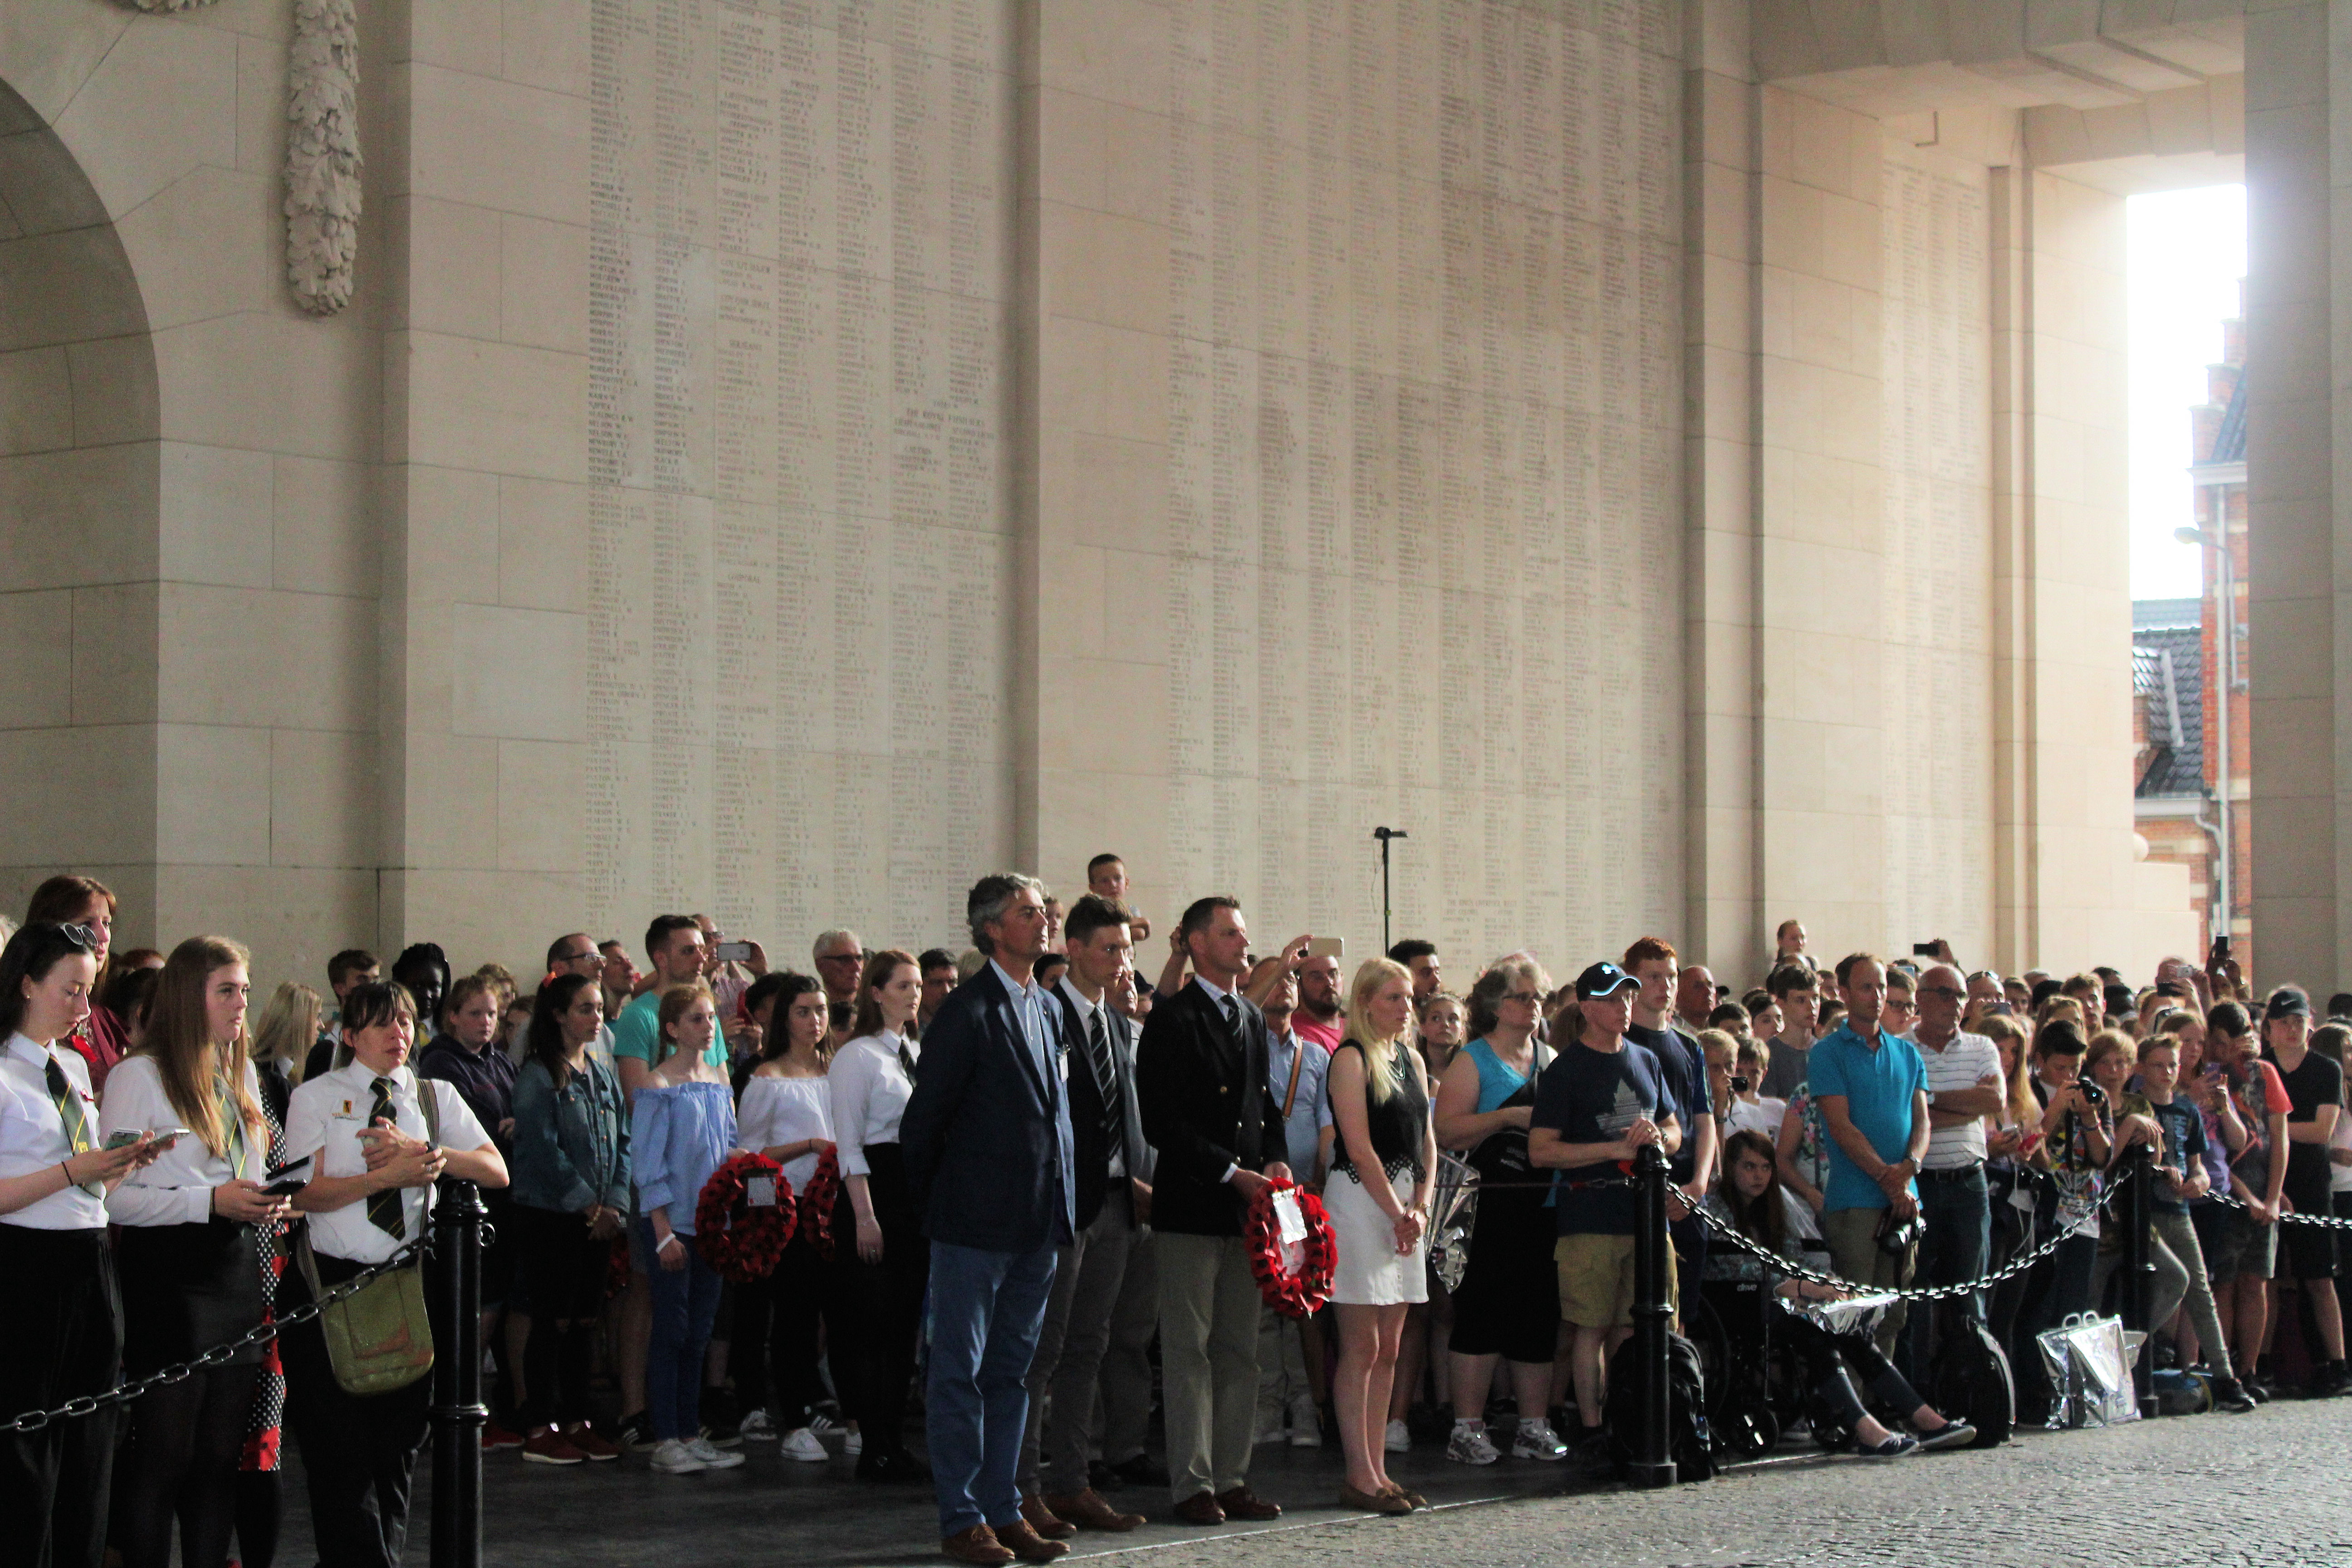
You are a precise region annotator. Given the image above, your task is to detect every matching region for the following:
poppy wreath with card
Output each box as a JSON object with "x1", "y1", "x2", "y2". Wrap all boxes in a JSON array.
[
  {"x1": 1244, "y1": 1177, "x2": 1337, "y2": 1319},
  {"x1": 695, "y1": 1152, "x2": 794, "y2": 1284},
  {"x1": 794, "y1": 1144, "x2": 841, "y2": 1260}
]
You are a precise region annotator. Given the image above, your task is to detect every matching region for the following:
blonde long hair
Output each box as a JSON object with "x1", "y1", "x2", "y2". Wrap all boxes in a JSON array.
[
  {"x1": 250, "y1": 981, "x2": 323, "y2": 1086},
  {"x1": 143, "y1": 936, "x2": 265, "y2": 1160},
  {"x1": 1340, "y1": 957, "x2": 1414, "y2": 1104}
]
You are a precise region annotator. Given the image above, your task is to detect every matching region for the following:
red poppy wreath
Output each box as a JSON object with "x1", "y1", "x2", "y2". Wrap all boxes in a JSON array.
[
  {"x1": 796, "y1": 1144, "x2": 841, "y2": 1259},
  {"x1": 1244, "y1": 1178, "x2": 1336, "y2": 1319},
  {"x1": 695, "y1": 1152, "x2": 795, "y2": 1284}
]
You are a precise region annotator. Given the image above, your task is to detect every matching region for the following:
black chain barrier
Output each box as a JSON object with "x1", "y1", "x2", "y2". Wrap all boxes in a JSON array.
[{"x1": 1, "y1": 1231, "x2": 434, "y2": 1436}]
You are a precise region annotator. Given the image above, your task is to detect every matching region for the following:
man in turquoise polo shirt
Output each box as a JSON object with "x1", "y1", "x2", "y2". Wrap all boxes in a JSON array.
[
  {"x1": 1808, "y1": 951, "x2": 1931, "y2": 1355},
  {"x1": 613, "y1": 913, "x2": 721, "y2": 1094}
]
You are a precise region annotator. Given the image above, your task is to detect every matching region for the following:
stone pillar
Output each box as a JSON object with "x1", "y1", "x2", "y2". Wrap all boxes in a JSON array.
[
  {"x1": 2245, "y1": 0, "x2": 2347, "y2": 991},
  {"x1": 1753, "y1": 87, "x2": 1886, "y2": 960},
  {"x1": 1012, "y1": 0, "x2": 1176, "y2": 910},
  {"x1": 376, "y1": 0, "x2": 593, "y2": 967},
  {"x1": 1683, "y1": 0, "x2": 1763, "y2": 972}
]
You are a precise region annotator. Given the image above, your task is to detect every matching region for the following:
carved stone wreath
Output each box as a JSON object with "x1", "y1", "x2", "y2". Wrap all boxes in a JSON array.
[{"x1": 124, "y1": 0, "x2": 361, "y2": 316}]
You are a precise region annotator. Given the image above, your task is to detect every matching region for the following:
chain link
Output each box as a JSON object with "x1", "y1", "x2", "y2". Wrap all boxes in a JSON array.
[
  {"x1": 1, "y1": 1235, "x2": 433, "y2": 1436},
  {"x1": 2199, "y1": 1188, "x2": 2352, "y2": 1231},
  {"x1": 1686, "y1": 1169, "x2": 2132, "y2": 1304}
]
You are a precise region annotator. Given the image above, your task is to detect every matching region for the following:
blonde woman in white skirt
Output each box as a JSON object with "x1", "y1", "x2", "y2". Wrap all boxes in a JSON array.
[{"x1": 1325, "y1": 957, "x2": 1437, "y2": 1514}]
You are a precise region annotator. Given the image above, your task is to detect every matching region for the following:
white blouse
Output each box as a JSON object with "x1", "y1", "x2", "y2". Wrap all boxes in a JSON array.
[
  {"x1": 100, "y1": 1054, "x2": 266, "y2": 1226},
  {"x1": 737, "y1": 1073, "x2": 833, "y2": 1189},
  {"x1": 828, "y1": 1031, "x2": 916, "y2": 1179},
  {"x1": 284, "y1": 1061, "x2": 490, "y2": 1264},
  {"x1": 0, "y1": 1033, "x2": 107, "y2": 1231}
]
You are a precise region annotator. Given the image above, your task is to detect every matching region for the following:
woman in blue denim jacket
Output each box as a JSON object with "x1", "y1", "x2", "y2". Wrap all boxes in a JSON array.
[{"x1": 508, "y1": 973, "x2": 631, "y2": 1465}]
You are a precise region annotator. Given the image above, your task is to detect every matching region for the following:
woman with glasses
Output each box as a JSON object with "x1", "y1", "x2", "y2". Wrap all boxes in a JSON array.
[
  {"x1": 0, "y1": 921, "x2": 168, "y2": 1568},
  {"x1": 1430, "y1": 957, "x2": 1562, "y2": 1467}
]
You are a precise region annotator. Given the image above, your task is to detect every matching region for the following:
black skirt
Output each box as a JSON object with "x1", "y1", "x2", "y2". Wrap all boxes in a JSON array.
[{"x1": 115, "y1": 1220, "x2": 265, "y2": 1375}]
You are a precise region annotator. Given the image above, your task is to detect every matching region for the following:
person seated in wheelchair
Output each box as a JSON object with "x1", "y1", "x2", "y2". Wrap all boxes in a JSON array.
[{"x1": 1707, "y1": 1130, "x2": 1975, "y2": 1459}]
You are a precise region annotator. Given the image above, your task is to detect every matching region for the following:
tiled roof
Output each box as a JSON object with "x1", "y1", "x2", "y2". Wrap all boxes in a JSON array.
[{"x1": 2133, "y1": 620, "x2": 2205, "y2": 799}]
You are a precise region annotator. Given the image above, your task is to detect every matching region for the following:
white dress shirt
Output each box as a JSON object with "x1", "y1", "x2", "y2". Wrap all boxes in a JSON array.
[
  {"x1": 0, "y1": 1032, "x2": 107, "y2": 1230},
  {"x1": 284, "y1": 1060, "x2": 490, "y2": 1263},
  {"x1": 1057, "y1": 978, "x2": 1125, "y2": 1179},
  {"x1": 101, "y1": 1054, "x2": 266, "y2": 1226},
  {"x1": 829, "y1": 1030, "x2": 916, "y2": 1179}
]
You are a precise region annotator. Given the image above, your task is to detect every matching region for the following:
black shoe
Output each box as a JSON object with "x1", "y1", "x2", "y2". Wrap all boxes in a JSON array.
[
  {"x1": 1088, "y1": 1459, "x2": 1117, "y2": 1491},
  {"x1": 1107, "y1": 1453, "x2": 1161, "y2": 1489},
  {"x1": 616, "y1": 1410, "x2": 657, "y2": 1453},
  {"x1": 699, "y1": 1419, "x2": 744, "y2": 1449},
  {"x1": 856, "y1": 1446, "x2": 931, "y2": 1484},
  {"x1": 2211, "y1": 1375, "x2": 2258, "y2": 1414},
  {"x1": 2243, "y1": 1376, "x2": 2273, "y2": 1404}
]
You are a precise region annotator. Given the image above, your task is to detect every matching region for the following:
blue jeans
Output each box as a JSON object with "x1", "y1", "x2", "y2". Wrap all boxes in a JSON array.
[
  {"x1": 1903, "y1": 1166, "x2": 1990, "y2": 1379},
  {"x1": 927, "y1": 1241, "x2": 1057, "y2": 1537},
  {"x1": 642, "y1": 1220, "x2": 722, "y2": 1442}
]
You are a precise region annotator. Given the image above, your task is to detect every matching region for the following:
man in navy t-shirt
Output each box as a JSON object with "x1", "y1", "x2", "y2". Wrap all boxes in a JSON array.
[{"x1": 1530, "y1": 962, "x2": 1681, "y2": 1448}]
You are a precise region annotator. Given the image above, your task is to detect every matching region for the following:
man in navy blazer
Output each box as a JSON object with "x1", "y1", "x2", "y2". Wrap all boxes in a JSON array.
[{"x1": 901, "y1": 873, "x2": 1077, "y2": 1567}]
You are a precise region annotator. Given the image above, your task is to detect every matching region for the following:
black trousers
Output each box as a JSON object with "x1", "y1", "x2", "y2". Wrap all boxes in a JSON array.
[
  {"x1": 281, "y1": 1253, "x2": 440, "y2": 1568},
  {"x1": 735, "y1": 1235, "x2": 833, "y2": 1427},
  {"x1": 829, "y1": 1145, "x2": 929, "y2": 1455},
  {"x1": 113, "y1": 1364, "x2": 259, "y2": 1568},
  {"x1": 510, "y1": 1204, "x2": 607, "y2": 1430},
  {"x1": 0, "y1": 1226, "x2": 121, "y2": 1568}
]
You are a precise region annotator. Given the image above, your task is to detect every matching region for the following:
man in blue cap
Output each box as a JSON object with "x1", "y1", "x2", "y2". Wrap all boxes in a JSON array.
[{"x1": 1527, "y1": 961, "x2": 1681, "y2": 1454}]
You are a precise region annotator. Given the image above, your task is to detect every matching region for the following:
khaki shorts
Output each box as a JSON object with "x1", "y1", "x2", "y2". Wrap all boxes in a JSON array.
[{"x1": 1554, "y1": 1233, "x2": 1679, "y2": 1331}]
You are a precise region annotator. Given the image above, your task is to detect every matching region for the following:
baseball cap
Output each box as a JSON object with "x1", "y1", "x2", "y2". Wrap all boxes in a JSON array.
[
  {"x1": 2264, "y1": 986, "x2": 2312, "y2": 1022},
  {"x1": 1574, "y1": 961, "x2": 1639, "y2": 1000}
]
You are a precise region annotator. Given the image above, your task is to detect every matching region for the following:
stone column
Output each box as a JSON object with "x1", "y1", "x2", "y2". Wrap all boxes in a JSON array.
[
  {"x1": 376, "y1": 0, "x2": 593, "y2": 968},
  {"x1": 2245, "y1": 0, "x2": 2348, "y2": 990}
]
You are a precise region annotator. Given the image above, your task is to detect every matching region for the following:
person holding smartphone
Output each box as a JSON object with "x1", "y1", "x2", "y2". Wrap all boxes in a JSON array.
[
  {"x1": 281, "y1": 980, "x2": 507, "y2": 1568},
  {"x1": 100, "y1": 936, "x2": 291, "y2": 1568},
  {"x1": 0, "y1": 921, "x2": 169, "y2": 1568}
]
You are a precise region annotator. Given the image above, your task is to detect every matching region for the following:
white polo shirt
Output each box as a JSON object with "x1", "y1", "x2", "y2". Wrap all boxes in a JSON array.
[
  {"x1": 1912, "y1": 1029, "x2": 2002, "y2": 1170},
  {"x1": 284, "y1": 1060, "x2": 488, "y2": 1263},
  {"x1": 0, "y1": 1033, "x2": 107, "y2": 1230}
]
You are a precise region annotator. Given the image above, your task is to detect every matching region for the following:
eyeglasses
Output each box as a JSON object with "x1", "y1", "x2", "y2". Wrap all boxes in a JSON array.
[
  {"x1": 1502, "y1": 992, "x2": 1538, "y2": 1005},
  {"x1": 818, "y1": 952, "x2": 865, "y2": 966}
]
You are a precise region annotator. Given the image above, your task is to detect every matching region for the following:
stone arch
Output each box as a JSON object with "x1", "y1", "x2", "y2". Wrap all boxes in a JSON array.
[{"x1": 0, "y1": 75, "x2": 162, "y2": 926}]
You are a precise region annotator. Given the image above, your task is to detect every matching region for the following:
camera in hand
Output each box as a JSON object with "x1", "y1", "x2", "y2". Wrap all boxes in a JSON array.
[
  {"x1": 1730, "y1": 1075, "x2": 1750, "y2": 1093},
  {"x1": 2074, "y1": 1076, "x2": 2106, "y2": 1109}
]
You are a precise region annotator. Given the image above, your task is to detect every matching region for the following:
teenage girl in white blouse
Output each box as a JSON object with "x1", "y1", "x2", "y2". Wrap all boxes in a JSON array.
[{"x1": 0, "y1": 921, "x2": 168, "y2": 1568}]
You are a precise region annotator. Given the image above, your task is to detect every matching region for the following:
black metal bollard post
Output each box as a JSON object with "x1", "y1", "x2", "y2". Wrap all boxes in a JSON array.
[
  {"x1": 2119, "y1": 1145, "x2": 2158, "y2": 1418},
  {"x1": 431, "y1": 1178, "x2": 487, "y2": 1568},
  {"x1": 1627, "y1": 1143, "x2": 1676, "y2": 1489}
]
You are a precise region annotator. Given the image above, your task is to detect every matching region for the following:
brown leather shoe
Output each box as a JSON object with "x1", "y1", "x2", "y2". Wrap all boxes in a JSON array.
[
  {"x1": 941, "y1": 1524, "x2": 1015, "y2": 1566},
  {"x1": 1171, "y1": 1491, "x2": 1225, "y2": 1525},
  {"x1": 1018, "y1": 1496, "x2": 1075, "y2": 1539},
  {"x1": 1042, "y1": 1489, "x2": 1146, "y2": 1532},
  {"x1": 989, "y1": 1519, "x2": 1071, "y2": 1564},
  {"x1": 1215, "y1": 1485, "x2": 1281, "y2": 1521},
  {"x1": 1338, "y1": 1483, "x2": 1411, "y2": 1515}
]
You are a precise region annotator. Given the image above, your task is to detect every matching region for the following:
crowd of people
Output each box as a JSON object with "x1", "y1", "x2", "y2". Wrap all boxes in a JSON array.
[{"x1": 4, "y1": 867, "x2": 2348, "y2": 1568}]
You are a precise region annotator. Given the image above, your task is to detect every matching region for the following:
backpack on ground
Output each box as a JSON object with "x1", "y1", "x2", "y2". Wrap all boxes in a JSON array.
[
  {"x1": 1927, "y1": 1313, "x2": 2015, "y2": 1448},
  {"x1": 1604, "y1": 1330, "x2": 1715, "y2": 1482}
]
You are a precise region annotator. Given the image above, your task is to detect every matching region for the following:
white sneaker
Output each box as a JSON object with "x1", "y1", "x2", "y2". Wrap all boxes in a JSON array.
[
  {"x1": 843, "y1": 1430, "x2": 864, "y2": 1458},
  {"x1": 1384, "y1": 1418, "x2": 1411, "y2": 1454},
  {"x1": 780, "y1": 1426, "x2": 830, "y2": 1463},
  {"x1": 650, "y1": 1439, "x2": 706, "y2": 1475},
  {"x1": 1288, "y1": 1396, "x2": 1323, "y2": 1449},
  {"x1": 1255, "y1": 1422, "x2": 1287, "y2": 1446},
  {"x1": 1511, "y1": 1416, "x2": 1569, "y2": 1461},
  {"x1": 686, "y1": 1436, "x2": 745, "y2": 1470},
  {"x1": 737, "y1": 1409, "x2": 777, "y2": 1442},
  {"x1": 1446, "y1": 1421, "x2": 1500, "y2": 1465}
]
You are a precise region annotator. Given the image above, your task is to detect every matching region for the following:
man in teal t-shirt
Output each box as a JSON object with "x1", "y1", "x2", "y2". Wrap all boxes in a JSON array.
[
  {"x1": 612, "y1": 914, "x2": 722, "y2": 1089},
  {"x1": 1808, "y1": 952, "x2": 1930, "y2": 1354}
]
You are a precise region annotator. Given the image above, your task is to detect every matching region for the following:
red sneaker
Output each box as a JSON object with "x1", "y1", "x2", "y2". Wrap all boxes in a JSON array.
[
  {"x1": 522, "y1": 1427, "x2": 585, "y2": 1466},
  {"x1": 482, "y1": 1421, "x2": 525, "y2": 1452},
  {"x1": 564, "y1": 1421, "x2": 622, "y2": 1461}
]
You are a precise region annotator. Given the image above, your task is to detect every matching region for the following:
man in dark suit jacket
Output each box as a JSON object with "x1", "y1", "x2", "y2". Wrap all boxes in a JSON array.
[
  {"x1": 1013, "y1": 897, "x2": 1154, "y2": 1539},
  {"x1": 901, "y1": 875, "x2": 1076, "y2": 1568},
  {"x1": 1136, "y1": 896, "x2": 1292, "y2": 1525}
]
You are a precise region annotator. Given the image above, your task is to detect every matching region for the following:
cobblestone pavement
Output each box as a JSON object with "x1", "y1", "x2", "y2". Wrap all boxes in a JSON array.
[
  {"x1": 1071, "y1": 1401, "x2": 2352, "y2": 1568},
  {"x1": 284, "y1": 1395, "x2": 2352, "y2": 1564}
]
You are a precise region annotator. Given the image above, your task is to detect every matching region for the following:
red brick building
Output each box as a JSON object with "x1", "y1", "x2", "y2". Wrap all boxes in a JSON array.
[{"x1": 2135, "y1": 286, "x2": 2250, "y2": 969}]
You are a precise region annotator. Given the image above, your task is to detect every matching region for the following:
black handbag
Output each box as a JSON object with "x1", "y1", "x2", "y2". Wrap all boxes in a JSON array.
[{"x1": 1465, "y1": 1044, "x2": 1550, "y2": 1184}]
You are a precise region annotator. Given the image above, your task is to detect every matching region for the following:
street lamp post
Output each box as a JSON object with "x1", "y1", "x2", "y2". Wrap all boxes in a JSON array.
[{"x1": 2175, "y1": 524, "x2": 2233, "y2": 949}]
